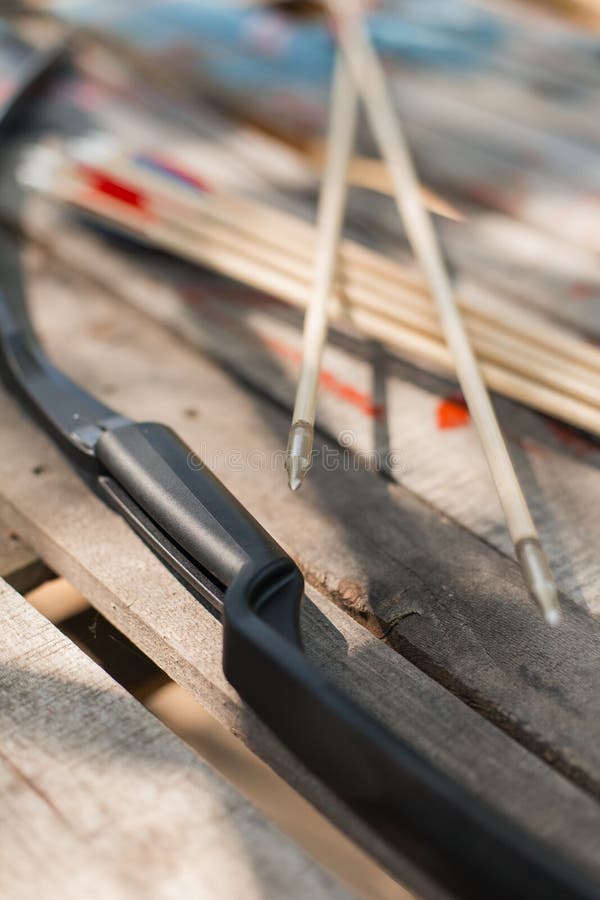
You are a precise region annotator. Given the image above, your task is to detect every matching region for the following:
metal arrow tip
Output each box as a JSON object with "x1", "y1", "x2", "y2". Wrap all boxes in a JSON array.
[
  {"x1": 286, "y1": 420, "x2": 314, "y2": 492},
  {"x1": 516, "y1": 538, "x2": 562, "y2": 626},
  {"x1": 287, "y1": 461, "x2": 304, "y2": 492},
  {"x1": 544, "y1": 605, "x2": 562, "y2": 627}
]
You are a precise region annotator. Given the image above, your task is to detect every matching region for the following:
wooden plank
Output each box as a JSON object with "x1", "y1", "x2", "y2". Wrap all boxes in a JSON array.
[
  {"x1": 0, "y1": 257, "x2": 599, "y2": 891},
  {"x1": 0, "y1": 528, "x2": 37, "y2": 579},
  {"x1": 22, "y1": 198, "x2": 600, "y2": 615},
  {"x1": 0, "y1": 577, "x2": 353, "y2": 900},
  {"x1": 0, "y1": 524, "x2": 51, "y2": 594}
]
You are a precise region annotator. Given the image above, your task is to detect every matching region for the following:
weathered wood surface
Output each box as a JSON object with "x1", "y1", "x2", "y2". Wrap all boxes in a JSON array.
[
  {"x1": 15, "y1": 195, "x2": 600, "y2": 618},
  {"x1": 6, "y1": 60, "x2": 600, "y2": 615},
  {"x1": 14, "y1": 200, "x2": 600, "y2": 789},
  {"x1": 0, "y1": 254, "x2": 599, "y2": 891},
  {"x1": 0, "y1": 529, "x2": 36, "y2": 581},
  {"x1": 0, "y1": 578, "x2": 352, "y2": 900},
  {"x1": 0, "y1": 524, "x2": 51, "y2": 594}
]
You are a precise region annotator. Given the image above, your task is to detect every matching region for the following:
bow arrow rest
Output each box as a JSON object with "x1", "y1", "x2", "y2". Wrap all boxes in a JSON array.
[{"x1": 0, "y1": 38, "x2": 597, "y2": 900}]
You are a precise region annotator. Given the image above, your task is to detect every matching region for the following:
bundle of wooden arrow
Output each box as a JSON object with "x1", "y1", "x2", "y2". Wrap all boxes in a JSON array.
[{"x1": 20, "y1": 134, "x2": 600, "y2": 438}]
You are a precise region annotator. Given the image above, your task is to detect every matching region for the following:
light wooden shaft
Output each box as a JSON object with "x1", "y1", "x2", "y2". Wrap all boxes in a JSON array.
[
  {"x1": 330, "y1": 3, "x2": 537, "y2": 546},
  {"x1": 115, "y1": 194, "x2": 600, "y2": 408},
  {"x1": 70, "y1": 151, "x2": 600, "y2": 376},
  {"x1": 293, "y1": 53, "x2": 358, "y2": 426},
  {"x1": 53, "y1": 173, "x2": 600, "y2": 436},
  {"x1": 81, "y1": 158, "x2": 598, "y2": 401}
]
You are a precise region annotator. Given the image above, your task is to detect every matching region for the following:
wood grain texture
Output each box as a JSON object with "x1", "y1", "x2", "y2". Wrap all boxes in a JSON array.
[
  {"x1": 0, "y1": 529, "x2": 36, "y2": 579},
  {"x1": 0, "y1": 577, "x2": 352, "y2": 900},
  {"x1": 0, "y1": 255, "x2": 599, "y2": 892},
  {"x1": 6, "y1": 68, "x2": 600, "y2": 611},
  {"x1": 15, "y1": 196, "x2": 600, "y2": 616},
  {"x1": 0, "y1": 526, "x2": 51, "y2": 594},
  {"x1": 15, "y1": 204, "x2": 600, "y2": 785}
]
